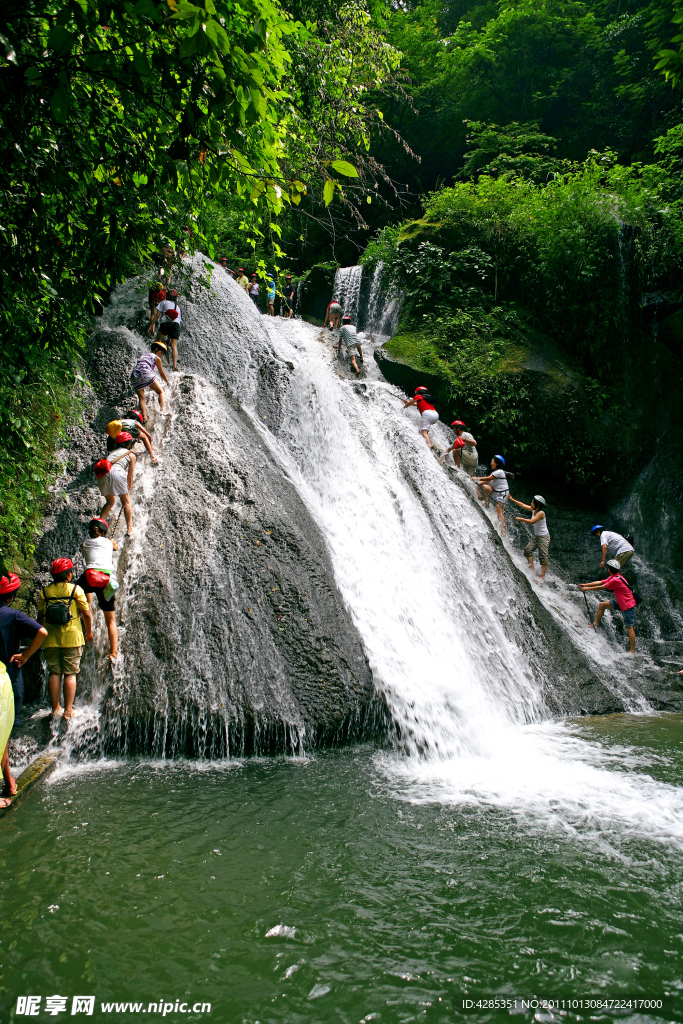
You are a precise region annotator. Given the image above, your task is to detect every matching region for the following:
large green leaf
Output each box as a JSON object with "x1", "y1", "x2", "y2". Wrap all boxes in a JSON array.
[
  {"x1": 323, "y1": 178, "x2": 334, "y2": 205},
  {"x1": 330, "y1": 159, "x2": 358, "y2": 177},
  {"x1": 50, "y1": 85, "x2": 71, "y2": 124}
]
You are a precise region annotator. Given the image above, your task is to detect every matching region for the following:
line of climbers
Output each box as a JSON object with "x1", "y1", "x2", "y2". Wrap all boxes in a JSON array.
[
  {"x1": 401, "y1": 384, "x2": 641, "y2": 655},
  {"x1": 220, "y1": 263, "x2": 296, "y2": 317}
]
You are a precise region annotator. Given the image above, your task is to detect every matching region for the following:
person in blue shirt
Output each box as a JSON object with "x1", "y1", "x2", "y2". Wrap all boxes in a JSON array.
[
  {"x1": 0, "y1": 572, "x2": 47, "y2": 734},
  {"x1": 267, "y1": 275, "x2": 276, "y2": 316}
]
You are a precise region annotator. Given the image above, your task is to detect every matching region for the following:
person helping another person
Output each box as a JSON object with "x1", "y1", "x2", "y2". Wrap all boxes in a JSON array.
[
  {"x1": 591, "y1": 525, "x2": 634, "y2": 570},
  {"x1": 106, "y1": 410, "x2": 157, "y2": 464}
]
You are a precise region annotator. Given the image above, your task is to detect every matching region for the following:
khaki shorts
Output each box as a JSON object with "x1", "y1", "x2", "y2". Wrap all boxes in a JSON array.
[
  {"x1": 524, "y1": 534, "x2": 550, "y2": 566},
  {"x1": 616, "y1": 549, "x2": 633, "y2": 568},
  {"x1": 461, "y1": 450, "x2": 478, "y2": 473},
  {"x1": 44, "y1": 646, "x2": 83, "y2": 676}
]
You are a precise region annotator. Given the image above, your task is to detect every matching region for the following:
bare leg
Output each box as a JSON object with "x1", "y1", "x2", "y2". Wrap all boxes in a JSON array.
[
  {"x1": 150, "y1": 379, "x2": 165, "y2": 412},
  {"x1": 594, "y1": 600, "x2": 611, "y2": 628},
  {"x1": 104, "y1": 610, "x2": 119, "y2": 659},
  {"x1": 141, "y1": 434, "x2": 158, "y2": 464},
  {"x1": 526, "y1": 555, "x2": 535, "y2": 571},
  {"x1": 48, "y1": 673, "x2": 63, "y2": 714},
  {"x1": 357, "y1": 345, "x2": 363, "y2": 364},
  {"x1": 351, "y1": 356, "x2": 360, "y2": 374},
  {"x1": 137, "y1": 387, "x2": 148, "y2": 422},
  {"x1": 626, "y1": 626, "x2": 636, "y2": 654},
  {"x1": 62, "y1": 675, "x2": 77, "y2": 718},
  {"x1": 1, "y1": 745, "x2": 16, "y2": 796},
  {"x1": 420, "y1": 429, "x2": 432, "y2": 449},
  {"x1": 539, "y1": 561, "x2": 548, "y2": 579},
  {"x1": 120, "y1": 494, "x2": 133, "y2": 535},
  {"x1": 100, "y1": 495, "x2": 115, "y2": 521},
  {"x1": 495, "y1": 502, "x2": 506, "y2": 534},
  {"x1": 454, "y1": 451, "x2": 461, "y2": 469},
  {"x1": 170, "y1": 338, "x2": 178, "y2": 370}
]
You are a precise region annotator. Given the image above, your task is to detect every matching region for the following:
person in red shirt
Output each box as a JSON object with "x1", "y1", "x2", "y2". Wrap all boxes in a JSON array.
[
  {"x1": 579, "y1": 559, "x2": 637, "y2": 654},
  {"x1": 403, "y1": 386, "x2": 439, "y2": 448}
]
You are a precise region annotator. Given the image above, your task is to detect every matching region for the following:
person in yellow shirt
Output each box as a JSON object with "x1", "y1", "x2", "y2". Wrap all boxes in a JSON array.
[
  {"x1": 236, "y1": 268, "x2": 249, "y2": 292},
  {"x1": 37, "y1": 558, "x2": 93, "y2": 720}
]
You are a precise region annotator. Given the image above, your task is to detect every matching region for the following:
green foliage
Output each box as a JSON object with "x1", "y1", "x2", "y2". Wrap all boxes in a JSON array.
[{"x1": 460, "y1": 121, "x2": 569, "y2": 183}]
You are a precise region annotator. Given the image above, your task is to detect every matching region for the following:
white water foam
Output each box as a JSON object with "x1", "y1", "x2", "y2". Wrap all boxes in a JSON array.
[{"x1": 251, "y1": 317, "x2": 683, "y2": 845}]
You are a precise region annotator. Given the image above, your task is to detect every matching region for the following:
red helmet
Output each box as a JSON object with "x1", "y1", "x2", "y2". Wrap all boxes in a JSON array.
[
  {"x1": 51, "y1": 558, "x2": 73, "y2": 577},
  {"x1": 415, "y1": 386, "x2": 428, "y2": 394},
  {"x1": 238, "y1": 268, "x2": 244, "y2": 273},
  {"x1": 286, "y1": 275, "x2": 292, "y2": 280},
  {"x1": 89, "y1": 517, "x2": 109, "y2": 534},
  {"x1": 115, "y1": 431, "x2": 133, "y2": 444},
  {"x1": 127, "y1": 409, "x2": 143, "y2": 424},
  {"x1": 93, "y1": 458, "x2": 111, "y2": 478},
  {"x1": 0, "y1": 573, "x2": 21, "y2": 596},
  {"x1": 451, "y1": 420, "x2": 466, "y2": 428},
  {"x1": 251, "y1": 273, "x2": 257, "y2": 278}
]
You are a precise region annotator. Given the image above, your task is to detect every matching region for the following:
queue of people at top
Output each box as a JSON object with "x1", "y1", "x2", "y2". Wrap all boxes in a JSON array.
[{"x1": 220, "y1": 262, "x2": 296, "y2": 317}]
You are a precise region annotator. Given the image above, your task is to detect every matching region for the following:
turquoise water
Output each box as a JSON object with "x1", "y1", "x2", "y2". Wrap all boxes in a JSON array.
[{"x1": 1, "y1": 716, "x2": 682, "y2": 1023}]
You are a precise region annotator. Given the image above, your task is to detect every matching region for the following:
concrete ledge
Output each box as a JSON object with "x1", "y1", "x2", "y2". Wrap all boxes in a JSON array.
[{"x1": 0, "y1": 752, "x2": 58, "y2": 820}]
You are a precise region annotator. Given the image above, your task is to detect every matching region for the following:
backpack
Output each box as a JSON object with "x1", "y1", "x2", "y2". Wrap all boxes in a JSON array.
[
  {"x1": 43, "y1": 584, "x2": 77, "y2": 626},
  {"x1": 620, "y1": 575, "x2": 643, "y2": 606},
  {"x1": 164, "y1": 296, "x2": 179, "y2": 321}
]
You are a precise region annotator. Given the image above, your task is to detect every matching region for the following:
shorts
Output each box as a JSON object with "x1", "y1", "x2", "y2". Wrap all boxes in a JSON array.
[
  {"x1": 524, "y1": 534, "x2": 550, "y2": 566},
  {"x1": 345, "y1": 345, "x2": 359, "y2": 359},
  {"x1": 159, "y1": 321, "x2": 181, "y2": 340},
  {"x1": 131, "y1": 373, "x2": 155, "y2": 391},
  {"x1": 97, "y1": 470, "x2": 128, "y2": 497},
  {"x1": 75, "y1": 572, "x2": 116, "y2": 612},
  {"x1": 610, "y1": 599, "x2": 635, "y2": 627},
  {"x1": 461, "y1": 450, "x2": 478, "y2": 473},
  {"x1": 419, "y1": 409, "x2": 439, "y2": 432},
  {"x1": 44, "y1": 646, "x2": 83, "y2": 676},
  {"x1": 616, "y1": 550, "x2": 634, "y2": 568},
  {"x1": 492, "y1": 489, "x2": 508, "y2": 506}
]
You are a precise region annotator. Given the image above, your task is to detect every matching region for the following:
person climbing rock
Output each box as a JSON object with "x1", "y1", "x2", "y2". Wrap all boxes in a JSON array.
[
  {"x1": 440, "y1": 421, "x2": 467, "y2": 468},
  {"x1": 249, "y1": 273, "x2": 261, "y2": 309},
  {"x1": 94, "y1": 433, "x2": 137, "y2": 537},
  {"x1": 130, "y1": 343, "x2": 170, "y2": 422},
  {"x1": 76, "y1": 519, "x2": 119, "y2": 662},
  {"x1": 0, "y1": 658, "x2": 15, "y2": 806},
  {"x1": 510, "y1": 494, "x2": 550, "y2": 578},
  {"x1": 403, "y1": 386, "x2": 439, "y2": 448},
  {"x1": 237, "y1": 268, "x2": 249, "y2": 292},
  {"x1": 282, "y1": 275, "x2": 295, "y2": 318},
  {"x1": 324, "y1": 299, "x2": 342, "y2": 330},
  {"x1": 337, "y1": 315, "x2": 364, "y2": 374},
  {"x1": 0, "y1": 572, "x2": 47, "y2": 729},
  {"x1": 450, "y1": 421, "x2": 478, "y2": 474},
  {"x1": 149, "y1": 288, "x2": 181, "y2": 371},
  {"x1": 37, "y1": 558, "x2": 93, "y2": 719},
  {"x1": 106, "y1": 410, "x2": 157, "y2": 464},
  {"x1": 266, "y1": 275, "x2": 276, "y2": 316},
  {"x1": 473, "y1": 456, "x2": 510, "y2": 532},
  {"x1": 579, "y1": 559, "x2": 637, "y2": 654},
  {"x1": 591, "y1": 525, "x2": 634, "y2": 570},
  {"x1": 148, "y1": 280, "x2": 166, "y2": 318}
]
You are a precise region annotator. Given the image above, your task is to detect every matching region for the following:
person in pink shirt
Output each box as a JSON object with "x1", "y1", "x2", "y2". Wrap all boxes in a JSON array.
[{"x1": 579, "y1": 558, "x2": 637, "y2": 654}]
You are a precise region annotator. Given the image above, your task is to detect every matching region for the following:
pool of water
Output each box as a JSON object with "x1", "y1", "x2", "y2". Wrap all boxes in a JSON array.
[{"x1": 1, "y1": 715, "x2": 682, "y2": 1023}]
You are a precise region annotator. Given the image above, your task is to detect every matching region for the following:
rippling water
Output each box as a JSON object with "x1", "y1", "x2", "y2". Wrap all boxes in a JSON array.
[{"x1": 1, "y1": 715, "x2": 682, "y2": 1022}]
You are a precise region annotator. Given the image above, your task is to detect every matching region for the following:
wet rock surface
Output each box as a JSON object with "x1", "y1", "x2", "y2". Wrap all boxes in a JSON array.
[{"x1": 30, "y1": 261, "x2": 385, "y2": 756}]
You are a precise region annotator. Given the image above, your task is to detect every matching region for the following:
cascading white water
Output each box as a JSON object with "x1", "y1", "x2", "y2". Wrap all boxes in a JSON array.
[
  {"x1": 364, "y1": 262, "x2": 402, "y2": 338},
  {"x1": 252, "y1": 316, "x2": 683, "y2": 842},
  {"x1": 333, "y1": 265, "x2": 363, "y2": 321}
]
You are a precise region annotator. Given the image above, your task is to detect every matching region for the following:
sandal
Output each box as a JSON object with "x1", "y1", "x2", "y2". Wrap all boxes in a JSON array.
[
  {"x1": 63, "y1": 710, "x2": 73, "y2": 720},
  {"x1": 0, "y1": 797, "x2": 12, "y2": 809}
]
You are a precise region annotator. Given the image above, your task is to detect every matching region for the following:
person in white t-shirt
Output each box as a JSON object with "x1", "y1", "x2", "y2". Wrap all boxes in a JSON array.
[
  {"x1": 75, "y1": 519, "x2": 119, "y2": 661},
  {"x1": 149, "y1": 289, "x2": 182, "y2": 370},
  {"x1": 473, "y1": 455, "x2": 510, "y2": 532},
  {"x1": 590, "y1": 526, "x2": 634, "y2": 569},
  {"x1": 510, "y1": 494, "x2": 550, "y2": 578}
]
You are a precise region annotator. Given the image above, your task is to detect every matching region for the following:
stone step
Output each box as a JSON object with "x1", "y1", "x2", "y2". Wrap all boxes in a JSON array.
[{"x1": 647, "y1": 639, "x2": 683, "y2": 658}]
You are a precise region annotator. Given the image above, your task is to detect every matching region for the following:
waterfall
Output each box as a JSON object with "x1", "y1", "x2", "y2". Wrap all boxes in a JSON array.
[
  {"x1": 332, "y1": 265, "x2": 363, "y2": 322},
  {"x1": 364, "y1": 262, "x2": 402, "y2": 338}
]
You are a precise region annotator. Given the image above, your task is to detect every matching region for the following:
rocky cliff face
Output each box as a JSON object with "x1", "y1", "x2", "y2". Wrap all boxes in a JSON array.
[{"x1": 32, "y1": 261, "x2": 386, "y2": 756}]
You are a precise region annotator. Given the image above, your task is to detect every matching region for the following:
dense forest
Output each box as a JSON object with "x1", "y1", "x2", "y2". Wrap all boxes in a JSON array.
[{"x1": 2, "y1": 0, "x2": 683, "y2": 563}]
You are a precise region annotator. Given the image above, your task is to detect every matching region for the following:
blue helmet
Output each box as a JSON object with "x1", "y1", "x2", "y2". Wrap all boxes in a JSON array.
[
  {"x1": 591, "y1": 524, "x2": 604, "y2": 533},
  {"x1": 493, "y1": 454, "x2": 505, "y2": 466}
]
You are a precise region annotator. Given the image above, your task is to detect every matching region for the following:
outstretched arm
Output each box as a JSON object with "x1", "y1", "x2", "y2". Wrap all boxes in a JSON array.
[
  {"x1": 578, "y1": 580, "x2": 607, "y2": 591},
  {"x1": 403, "y1": 398, "x2": 417, "y2": 408},
  {"x1": 509, "y1": 496, "x2": 531, "y2": 510}
]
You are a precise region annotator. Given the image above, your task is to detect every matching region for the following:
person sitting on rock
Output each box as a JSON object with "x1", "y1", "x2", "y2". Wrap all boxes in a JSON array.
[
  {"x1": 130, "y1": 343, "x2": 170, "y2": 422},
  {"x1": 106, "y1": 410, "x2": 157, "y2": 464},
  {"x1": 38, "y1": 558, "x2": 93, "y2": 719},
  {"x1": 324, "y1": 299, "x2": 342, "y2": 330},
  {"x1": 403, "y1": 386, "x2": 439, "y2": 448},
  {"x1": 510, "y1": 494, "x2": 550, "y2": 579},
  {"x1": 591, "y1": 525, "x2": 634, "y2": 570},
  {"x1": 473, "y1": 455, "x2": 511, "y2": 533},
  {"x1": 0, "y1": 571, "x2": 47, "y2": 732},
  {"x1": 76, "y1": 519, "x2": 119, "y2": 663},
  {"x1": 93, "y1": 433, "x2": 137, "y2": 537},
  {"x1": 579, "y1": 559, "x2": 637, "y2": 654},
  {"x1": 337, "y1": 315, "x2": 364, "y2": 374}
]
